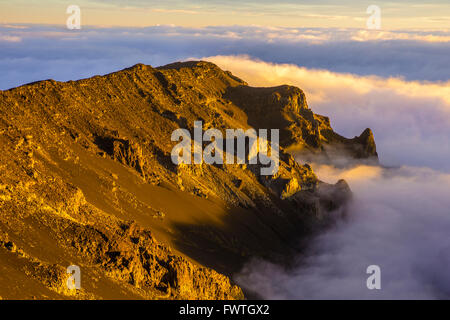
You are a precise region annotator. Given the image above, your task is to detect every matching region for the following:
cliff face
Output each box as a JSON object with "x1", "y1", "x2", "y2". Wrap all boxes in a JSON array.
[
  {"x1": 0, "y1": 61, "x2": 373, "y2": 299},
  {"x1": 224, "y1": 82, "x2": 378, "y2": 162}
]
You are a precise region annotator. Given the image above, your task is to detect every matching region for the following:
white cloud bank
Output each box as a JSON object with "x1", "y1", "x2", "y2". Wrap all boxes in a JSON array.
[
  {"x1": 0, "y1": 25, "x2": 449, "y2": 90},
  {"x1": 236, "y1": 164, "x2": 450, "y2": 299},
  {"x1": 205, "y1": 55, "x2": 450, "y2": 172}
]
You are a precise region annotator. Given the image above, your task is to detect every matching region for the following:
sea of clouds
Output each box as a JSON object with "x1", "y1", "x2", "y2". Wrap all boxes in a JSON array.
[
  {"x1": 1, "y1": 24, "x2": 450, "y2": 91},
  {"x1": 2, "y1": 23, "x2": 450, "y2": 299},
  {"x1": 236, "y1": 164, "x2": 450, "y2": 299}
]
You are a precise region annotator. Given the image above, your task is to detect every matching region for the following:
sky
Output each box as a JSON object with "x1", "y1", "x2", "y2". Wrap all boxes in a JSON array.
[
  {"x1": 0, "y1": 0, "x2": 450, "y2": 29},
  {"x1": 1, "y1": 1, "x2": 450, "y2": 299}
]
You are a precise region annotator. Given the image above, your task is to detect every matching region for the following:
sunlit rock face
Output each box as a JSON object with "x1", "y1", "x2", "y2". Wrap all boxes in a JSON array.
[{"x1": 0, "y1": 61, "x2": 373, "y2": 299}]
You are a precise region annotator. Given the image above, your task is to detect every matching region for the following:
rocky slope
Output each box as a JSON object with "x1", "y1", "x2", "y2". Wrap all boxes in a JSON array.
[{"x1": 0, "y1": 61, "x2": 376, "y2": 299}]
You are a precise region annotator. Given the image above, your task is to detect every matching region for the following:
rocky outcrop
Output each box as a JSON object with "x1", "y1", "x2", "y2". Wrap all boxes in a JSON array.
[
  {"x1": 225, "y1": 83, "x2": 378, "y2": 163},
  {"x1": 0, "y1": 61, "x2": 373, "y2": 299}
]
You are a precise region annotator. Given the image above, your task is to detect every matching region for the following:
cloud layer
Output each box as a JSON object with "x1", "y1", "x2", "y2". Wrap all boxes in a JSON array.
[
  {"x1": 0, "y1": 24, "x2": 449, "y2": 91},
  {"x1": 236, "y1": 164, "x2": 450, "y2": 299}
]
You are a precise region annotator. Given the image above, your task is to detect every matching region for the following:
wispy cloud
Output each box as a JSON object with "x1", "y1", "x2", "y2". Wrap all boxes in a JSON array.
[
  {"x1": 151, "y1": 8, "x2": 202, "y2": 15},
  {"x1": 0, "y1": 34, "x2": 21, "y2": 42},
  {"x1": 351, "y1": 29, "x2": 450, "y2": 42}
]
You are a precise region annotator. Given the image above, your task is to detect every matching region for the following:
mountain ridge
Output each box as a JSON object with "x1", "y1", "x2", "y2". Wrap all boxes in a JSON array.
[{"x1": 0, "y1": 60, "x2": 376, "y2": 299}]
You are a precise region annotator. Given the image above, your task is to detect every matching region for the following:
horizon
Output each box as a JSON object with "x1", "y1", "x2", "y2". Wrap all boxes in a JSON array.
[{"x1": 1, "y1": 0, "x2": 449, "y2": 29}]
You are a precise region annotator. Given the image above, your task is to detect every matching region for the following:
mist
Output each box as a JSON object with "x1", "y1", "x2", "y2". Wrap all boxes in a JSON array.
[{"x1": 235, "y1": 163, "x2": 450, "y2": 299}]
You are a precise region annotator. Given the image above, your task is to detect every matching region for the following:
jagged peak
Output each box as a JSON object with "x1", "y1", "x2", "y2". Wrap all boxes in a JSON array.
[
  {"x1": 358, "y1": 128, "x2": 374, "y2": 139},
  {"x1": 124, "y1": 63, "x2": 153, "y2": 72}
]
